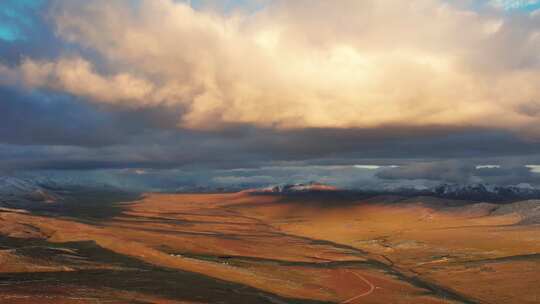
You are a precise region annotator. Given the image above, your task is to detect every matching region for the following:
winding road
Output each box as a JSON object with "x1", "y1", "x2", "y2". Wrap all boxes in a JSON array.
[{"x1": 341, "y1": 270, "x2": 376, "y2": 303}]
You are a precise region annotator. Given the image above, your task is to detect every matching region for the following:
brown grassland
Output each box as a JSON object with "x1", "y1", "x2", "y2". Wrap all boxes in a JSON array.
[{"x1": 0, "y1": 192, "x2": 538, "y2": 303}]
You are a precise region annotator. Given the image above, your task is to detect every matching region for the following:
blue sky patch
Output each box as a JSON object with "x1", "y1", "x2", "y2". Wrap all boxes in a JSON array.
[
  {"x1": 0, "y1": 0, "x2": 44, "y2": 41},
  {"x1": 490, "y1": 0, "x2": 540, "y2": 11}
]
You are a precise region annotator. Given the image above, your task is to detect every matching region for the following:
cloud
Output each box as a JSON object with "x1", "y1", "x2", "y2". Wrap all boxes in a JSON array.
[
  {"x1": 5, "y1": 0, "x2": 540, "y2": 178},
  {"x1": 377, "y1": 160, "x2": 540, "y2": 185},
  {"x1": 4, "y1": 93, "x2": 540, "y2": 172},
  {"x1": 212, "y1": 175, "x2": 276, "y2": 185},
  {"x1": 526, "y1": 164, "x2": 540, "y2": 172},
  {"x1": 376, "y1": 161, "x2": 477, "y2": 183},
  {"x1": 354, "y1": 165, "x2": 383, "y2": 170},
  {"x1": 476, "y1": 164, "x2": 501, "y2": 169},
  {"x1": 16, "y1": 58, "x2": 156, "y2": 105},
  {"x1": 0, "y1": 0, "x2": 540, "y2": 136}
]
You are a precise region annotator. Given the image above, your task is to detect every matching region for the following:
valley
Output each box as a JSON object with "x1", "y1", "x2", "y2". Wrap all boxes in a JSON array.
[{"x1": 0, "y1": 191, "x2": 539, "y2": 303}]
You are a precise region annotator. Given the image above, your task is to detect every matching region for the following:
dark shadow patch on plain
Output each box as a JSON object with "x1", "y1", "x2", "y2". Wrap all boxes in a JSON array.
[
  {"x1": 0, "y1": 236, "x2": 330, "y2": 304},
  {"x1": 2, "y1": 187, "x2": 143, "y2": 222}
]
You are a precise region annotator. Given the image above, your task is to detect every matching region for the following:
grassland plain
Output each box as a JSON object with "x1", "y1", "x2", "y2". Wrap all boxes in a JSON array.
[{"x1": 0, "y1": 192, "x2": 538, "y2": 303}]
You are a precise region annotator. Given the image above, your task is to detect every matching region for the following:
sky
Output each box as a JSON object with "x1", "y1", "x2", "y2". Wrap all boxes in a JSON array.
[{"x1": 3, "y1": 0, "x2": 540, "y2": 190}]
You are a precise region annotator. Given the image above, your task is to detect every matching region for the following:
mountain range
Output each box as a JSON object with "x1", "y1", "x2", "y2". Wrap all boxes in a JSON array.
[{"x1": 3, "y1": 176, "x2": 540, "y2": 208}]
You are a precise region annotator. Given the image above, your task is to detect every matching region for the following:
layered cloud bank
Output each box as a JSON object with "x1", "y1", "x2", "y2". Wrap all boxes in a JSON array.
[
  {"x1": 2, "y1": 0, "x2": 540, "y2": 134},
  {"x1": 4, "y1": 0, "x2": 540, "y2": 183}
]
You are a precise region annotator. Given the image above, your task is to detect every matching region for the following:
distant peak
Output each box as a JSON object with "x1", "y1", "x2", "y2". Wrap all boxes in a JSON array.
[{"x1": 244, "y1": 182, "x2": 339, "y2": 194}]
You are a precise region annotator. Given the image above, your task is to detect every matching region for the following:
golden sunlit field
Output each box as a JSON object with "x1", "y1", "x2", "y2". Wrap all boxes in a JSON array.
[{"x1": 0, "y1": 192, "x2": 539, "y2": 303}]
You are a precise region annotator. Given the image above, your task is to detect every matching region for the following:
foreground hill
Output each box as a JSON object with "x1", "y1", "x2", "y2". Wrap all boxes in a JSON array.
[{"x1": 0, "y1": 190, "x2": 538, "y2": 303}]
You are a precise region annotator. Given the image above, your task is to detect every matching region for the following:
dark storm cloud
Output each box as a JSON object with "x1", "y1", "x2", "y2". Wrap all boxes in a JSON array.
[
  {"x1": 0, "y1": 87, "x2": 120, "y2": 147},
  {"x1": 1, "y1": 83, "x2": 530, "y2": 159},
  {"x1": 4, "y1": 84, "x2": 540, "y2": 188},
  {"x1": 4, "y1": 78, "x2": 540, "y2": 173},
  {"x1": 4, "y1": 120, "x2": 540, "y2": 172},
  {"x1": 377, "y1": 161, "x2": 540, "y2": 186},
  {"x1": 376, "y1": 161, "x2": 475, "y2": 183},
  {"x1": 4, "y1": 82, "x2": 540, "y2": 172},
  {"x1": 0, "y1": 84, "x2": 192, "y2": 146},
  {"x1": 240, "y1": 126, "x2": 540, "y2": 160},
  {"x1": 474, "y1": 166, "x2": 540, "y2": 185}
]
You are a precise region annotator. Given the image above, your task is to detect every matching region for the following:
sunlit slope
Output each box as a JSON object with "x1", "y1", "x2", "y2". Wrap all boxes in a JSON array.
[{"x1": 0, "y1": 192, "x2": 538, "y2": 303}]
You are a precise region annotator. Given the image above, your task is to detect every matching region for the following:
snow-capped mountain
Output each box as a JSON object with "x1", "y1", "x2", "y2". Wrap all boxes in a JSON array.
[
  {"x1": 0, "y1": 175, "x2": 129, "y2": 208},
  {"x1": 3, "y1": 173, "x2": 540, "y2": 205},
  {"x1": 430, "y1": 183, "x2": 540, "y2": 201},
  {"x1": 243, "y1": 181, "x2": 540, "y2": 201},
  {"x1": 0, "y1": 176, "x2": 62, "y2": 205},
  {"x1": 246, "y1": 182, "x2": 339, "y2": 194}
]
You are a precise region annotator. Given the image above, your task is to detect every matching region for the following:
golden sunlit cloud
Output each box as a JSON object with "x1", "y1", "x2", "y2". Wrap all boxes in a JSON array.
[{"x1": 2, "y1": 0, "x2": 540, "y2": 135}]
